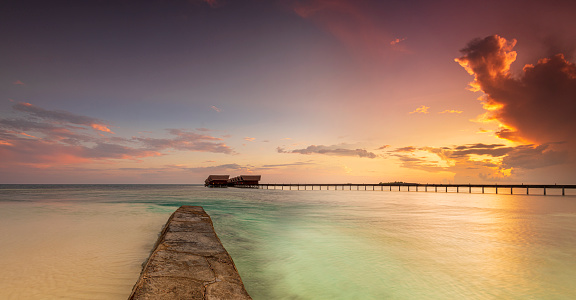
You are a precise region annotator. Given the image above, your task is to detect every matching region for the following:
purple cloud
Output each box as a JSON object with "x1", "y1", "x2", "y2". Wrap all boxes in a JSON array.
[{"x1": 278, "y1": 144, "x2": 378, "y2": 158}]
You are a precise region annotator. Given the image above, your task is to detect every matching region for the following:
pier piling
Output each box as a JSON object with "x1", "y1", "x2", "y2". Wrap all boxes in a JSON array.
[{"x1": 250, "y1": 183, "x2": 574, "y2": 196}]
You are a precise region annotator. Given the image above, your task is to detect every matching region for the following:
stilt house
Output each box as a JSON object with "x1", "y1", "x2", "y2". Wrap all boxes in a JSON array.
[
  {"x1": 205, "y1": 175, "x2": 230, "y2": 187},
  {"x1": 228, "y1": 175, "x2": 261, "y2": 187}
]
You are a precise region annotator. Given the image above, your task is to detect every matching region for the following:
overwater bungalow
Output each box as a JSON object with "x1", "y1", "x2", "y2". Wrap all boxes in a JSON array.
[
  {"x1": 204, "y1": 175, "x2": 230, "y2": 187},
  {"x1": 228, "y1": 175, "x2": 261, "y2": 187}
]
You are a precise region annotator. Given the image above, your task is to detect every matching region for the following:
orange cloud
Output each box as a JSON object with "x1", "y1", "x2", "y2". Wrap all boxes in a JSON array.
[
  {"x1": 389, "y1": 143, "x2": 570, "y2": 181},
  {"x1": 409, "y1": 105, "x2": 429, "y2": 114},
  {"x1": 18, "y1": 132, "x2": 36, "y2": 138},
  {"x1": 244, "y1": 137, "x2": 256, "y2": 142},
  {"x1": 477, "y1": 128, "x2": 493, "y2": 134},
  {"x1": 13, "y1": 102, "x2": 113, "y2": 134},
  {"x1": 0, "y1": 104, "x2": 236, "y2": 169},
  {"x1": 392, "y1": 146, "x2": 417, "y2": 153},
  {"x1": 12, "y1": 80, "x2": 25, "y2": 85},
  {"x1": 0, "y1": 136, "x2": 162, "y2": 169},
  {"x1": 90, "y1": 124, "x2": 113, "y2": 133},
  {"x1": 456, "y1": 35, "x2": 576, "y2": 147},
  {"x1": 439, "y1": 109, "x2": 463, "y2": 114},
  {"x1": 390, "y1": 37, "x2": 407, "y2": 45},
  {"x1": 211, "y1": 105, "x2": 221, "y2": 112}
]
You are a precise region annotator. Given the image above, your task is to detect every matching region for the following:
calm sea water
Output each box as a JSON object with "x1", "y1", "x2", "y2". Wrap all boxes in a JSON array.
[{"x1": 1, "y1": 185, "x2": 575, "y2": 299}]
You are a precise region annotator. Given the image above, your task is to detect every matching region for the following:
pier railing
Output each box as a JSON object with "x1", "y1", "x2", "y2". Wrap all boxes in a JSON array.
[{"x1": 254, "y1": 183, "x2": 576, "y2": 196}]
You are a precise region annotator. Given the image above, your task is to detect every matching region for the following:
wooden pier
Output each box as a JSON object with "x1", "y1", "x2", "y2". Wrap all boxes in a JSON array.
[{"x1": 255, "y1": 183, "x2": 576, "y2": 196}]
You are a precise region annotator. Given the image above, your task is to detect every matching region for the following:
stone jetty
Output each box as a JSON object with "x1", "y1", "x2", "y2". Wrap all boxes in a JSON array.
[{"x1": 129, "y1": 206, "x2": 252, "y2": 300}]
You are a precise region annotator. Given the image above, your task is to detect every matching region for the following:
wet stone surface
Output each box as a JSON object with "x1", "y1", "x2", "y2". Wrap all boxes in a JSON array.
[{"x1": 129, "y1": 206, "x2": 252, "y2": 300}]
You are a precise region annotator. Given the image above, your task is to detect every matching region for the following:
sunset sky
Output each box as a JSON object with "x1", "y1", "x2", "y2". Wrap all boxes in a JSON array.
[{"x1": 2, "y1": 0, "x2": 576, "y2": 184}]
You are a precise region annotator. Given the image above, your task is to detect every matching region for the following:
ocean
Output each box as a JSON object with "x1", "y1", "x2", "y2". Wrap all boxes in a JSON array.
[{"x1": 1, "y1": 184, "x2": 575, "y2": 299}]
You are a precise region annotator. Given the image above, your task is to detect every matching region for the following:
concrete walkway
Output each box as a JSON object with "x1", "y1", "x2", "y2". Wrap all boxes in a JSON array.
[{"x1": 129, "y1": 206, "x2": 252, "y2": 300}]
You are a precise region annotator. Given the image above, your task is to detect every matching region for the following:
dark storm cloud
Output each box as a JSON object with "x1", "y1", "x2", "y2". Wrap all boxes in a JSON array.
[{"x1": 501, "y1": 143, "x2": 569, "y2": 170}]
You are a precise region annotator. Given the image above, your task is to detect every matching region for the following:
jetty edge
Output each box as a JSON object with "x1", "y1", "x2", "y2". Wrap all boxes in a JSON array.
[{"x1": 128, "y1": 205, "x2": 252, "y2": 300}]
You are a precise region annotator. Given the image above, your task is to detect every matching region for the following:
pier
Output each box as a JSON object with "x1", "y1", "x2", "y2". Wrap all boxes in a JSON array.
[
  {"x1": 255, "y1": 183, "x2": 576, "y2": 196},
  {"x1": 129, "y1": 206, "x2": 251, "y2": 300}
]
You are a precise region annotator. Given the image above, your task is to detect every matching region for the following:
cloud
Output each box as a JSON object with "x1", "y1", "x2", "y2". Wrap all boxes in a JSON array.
[
  {"x1": 455, "y1": 35, "x2": 576, "y2": 146},
  {"x1": 12, "y1": 80, "x2": 24, "y2": 85},
  {"x1": 135, "y1": 129, "x2": 233, "y2": 154},
  {"x1": 13, "y1": 102, "x2": 113, "y2": 133},
  {"x1": 286, "y1": 0, "x2": 401, "y2": 62},
  {"x1": 392, "y1": 146, "x2": 417, "y2": 153},
  {"x1": 0, "y1": 134, "x2": 161, "y2": 168},
  {"x1": 202, "y1": 0, "x2": 221, "y2": 8},
  {"x1": 278, "y1": 144, "x2": 378, "y2": 158},
  {"x1": 501, "y1": 143, "x2": 569, "y2": 170},
  {"x1": 195, "y1": 163, "x2": 244, "y2": 170},
  {"x1": 0, "y1": 104, "x2": 235, "y2": 169},
  {"x1": 409, "y1": 105, "x2": 429, "y2": 114},
  {"x1": 390, "y1": 37, "x2": 407, "y2": 45},
  {"x1": 261, "y1": 161, "x2": 315, "y2": 168},
  {"x1": 244, "y1": 137, "x2": 256, "y2": 142},
  {"x1": 0, "y1": 118, "x2": 98, "y2": 145},
  {"x1": 476, "y1": 128, "x2": 494, "y2": 134},
  {"x1": 210, "y1": 105, "x2": 221, "y2": 113},
  {"x1": 392, "y1": 153, "x2": 447, "y2": 173},
  {"x1": 118, "y1": 163, "x2": 248, "y2": 175},
  {"x1": 439, "y1": 109, "x2": 463, "y2": 114},
  {"x1": 448, "y1": 143, "x2": 512, "y2": 157},
  {"x1": 419, "y1": 143, "x2": 519, "y2": 161},
  {"x1": 389, "y1": 142, "x2": 571, "y2": 180},
  {"x1": 376, "y1": 145, "x2": 390, "y2": 150}
]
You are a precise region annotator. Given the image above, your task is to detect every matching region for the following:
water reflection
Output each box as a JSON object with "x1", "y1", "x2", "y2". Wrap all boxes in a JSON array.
[
  {"x1": 223, "y1": 191, "x2": 576, "y2": 299},
  {"x1": 1, "y1": 186, "x2": 575, "y2": 299}
]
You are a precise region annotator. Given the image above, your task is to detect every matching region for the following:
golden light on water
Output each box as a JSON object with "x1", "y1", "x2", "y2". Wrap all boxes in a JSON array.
[
  {"x1": 2, "y1": 186, "x2": 576, "y2": 299},
  {"x1": 0, "y1": 202, "x2": 169, "y2": 300}
]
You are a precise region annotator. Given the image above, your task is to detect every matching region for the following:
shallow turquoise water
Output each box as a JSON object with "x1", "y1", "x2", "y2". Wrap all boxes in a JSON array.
[{"x1": 1, "y1": 185, "x2": 576, "y2": 299}]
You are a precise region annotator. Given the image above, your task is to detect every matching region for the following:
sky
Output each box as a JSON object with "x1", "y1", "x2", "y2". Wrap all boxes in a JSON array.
[{"x1": 1, "y1": 0, "x2": 576, "y2": 184}]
